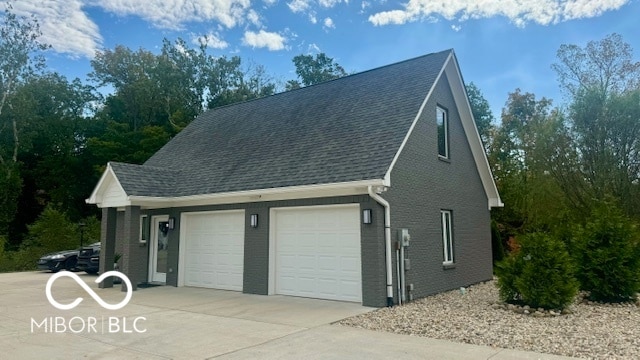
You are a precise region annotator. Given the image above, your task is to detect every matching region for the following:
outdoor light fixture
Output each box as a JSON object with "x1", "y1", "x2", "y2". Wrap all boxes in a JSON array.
[
  {"x1": 168, "y1": 217, "x2": 175, "y2": 230},
  {"x1": 363, "y1": 209, "x2": 372, "y2": 224},
  {"x1": 250, "y1": 214, "x2": 258, "y2": 228}
]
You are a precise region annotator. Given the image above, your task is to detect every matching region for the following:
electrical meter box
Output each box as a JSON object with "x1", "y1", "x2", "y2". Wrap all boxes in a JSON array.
[{"x1": 398, "y1": 228, "x2": 410, "y2": 247}]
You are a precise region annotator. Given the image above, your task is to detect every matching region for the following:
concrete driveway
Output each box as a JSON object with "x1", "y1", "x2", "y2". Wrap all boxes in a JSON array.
[{"x1": 0, "y1": 271, "x2": 576, "y2": 359}]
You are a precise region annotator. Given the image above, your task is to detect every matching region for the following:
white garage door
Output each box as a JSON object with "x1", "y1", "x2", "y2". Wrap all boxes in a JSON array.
[
  {"x1": 274, "y1": 205, "x2": 362, "y2": 302},
  {"x1": 182, "y1": 211, "x2": 245, "y2": 291}
]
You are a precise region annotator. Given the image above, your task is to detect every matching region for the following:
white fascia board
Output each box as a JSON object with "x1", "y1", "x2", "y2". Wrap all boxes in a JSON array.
[
  {"x1": 446, "y1": 52, "x2": 503, "y2": 209},
  {"x1": 382, "y1": 51, "x2": 503, "y2": 209},
  {"x1": 125, "y1": 179, "x2": 386, "y2": 210},
  {"x1": 383, "y1": 52, "x2": 451, "y2": 185},
  {"x1": 85, "y1": 163, "x2": 130, "y2": 208}
]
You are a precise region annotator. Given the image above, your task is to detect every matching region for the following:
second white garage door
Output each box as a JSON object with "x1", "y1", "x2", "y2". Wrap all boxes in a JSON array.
[
  {"x1": 182, "y1": 210, "x2": 245, "y2": 291},
  {"x1": 273, "y1": 205, "x2": 362, "y2": 302}
]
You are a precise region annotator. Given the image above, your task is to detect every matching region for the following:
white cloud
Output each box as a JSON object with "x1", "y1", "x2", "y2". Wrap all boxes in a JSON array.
[
  {"x1": 323, "y1": 17, "x2": 335, "y2": 29},
  {"x1": 193, "y1": 32, "x2": 229, "y2": 49},
  {"x1": 263, "y1": 0, "x2": 278, "y2": 5},
  {"x1": 8, "y1": 0, "x2": 102, "y2": 58},
  {"x1": 319, "y1": 0, "x2": 344, "y2": 7},
  {"x1": 308, "y1": 43, "x2": 321, "y2": 53},
  {"x1": 309, "y1": 12, "x2": 318, "y2": 24},
  {"x1": 247, "y1": 9, "x2": 261, "y2": 26},
  {"x1": 287, "y1": 0, "x2": 311, "y2": 13},
  {"x1": 242, "y1": 30, "x2": 287, "y2": 51},
  {"x1": 451, "y1": 24, "x2": 461, "y2": 32},
  {"x1": 369, "y1": 0, "x2": 630, "y2": 27},
  {"x1": 360, "y1": 1, "x2": 370, "y2": 13},
  {"x1": 89, "y1": 0, "x2": 253, "y2": 29}
]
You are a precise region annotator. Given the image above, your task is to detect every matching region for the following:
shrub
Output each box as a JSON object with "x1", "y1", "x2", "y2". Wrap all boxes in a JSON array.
[
  {"x1": 491, "y1": 220, "x2": 505, "y2": 264},
  {"x1": 573, "y1": 204, "x2": 640, "y2": 302},
  {"x1": 496, "y1": 232, "x2": 578, "y2": 310},
  {"x1": 23, "y1": 205, "x2": 78, "y2": 254}
]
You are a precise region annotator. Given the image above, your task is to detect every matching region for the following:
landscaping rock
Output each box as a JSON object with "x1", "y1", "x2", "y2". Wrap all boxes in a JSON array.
[{"x1": 338, "y1": 279, "x2": 640, "y2": 360}]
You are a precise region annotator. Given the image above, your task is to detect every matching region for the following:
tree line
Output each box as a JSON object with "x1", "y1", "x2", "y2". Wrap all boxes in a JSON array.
[
  {"x1": 0, "y1": 7, "x2": 346, "y2": 265},
  {"x1": 1, "y1": 6, "x2": 639, "y2": 273}
]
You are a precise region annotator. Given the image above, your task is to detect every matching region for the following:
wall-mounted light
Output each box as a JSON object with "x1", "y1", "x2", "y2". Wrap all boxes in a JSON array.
[
  {"x1": 363, "y1": 209, "x2": 372, "y2": 224},
  {"x1": 250, "y1": 214, "x2": 258, "y2": 228},
  {"x1": 168, "y1": 217, "x2": 175, "y2": 230}
]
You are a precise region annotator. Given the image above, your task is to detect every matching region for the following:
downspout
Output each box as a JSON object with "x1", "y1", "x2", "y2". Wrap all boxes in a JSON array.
[{"x1": 368, "y1": 186, "x2": 395, "y2": 307}]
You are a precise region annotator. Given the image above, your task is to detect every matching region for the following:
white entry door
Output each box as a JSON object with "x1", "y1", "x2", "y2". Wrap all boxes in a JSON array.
[
  {"x1": 272, "y1": 204, "x2": 362, "y2": 302},
  {"x1": 150, "y1": 215, "x2": 169, "y2": 283}
]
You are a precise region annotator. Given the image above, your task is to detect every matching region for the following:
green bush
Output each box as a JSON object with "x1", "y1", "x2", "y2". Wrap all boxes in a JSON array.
[
  {"x1": 496, "y1": 232, "x2": 578, "y2": 310},
  {"x1": 573, "y1": 204, "x2": 640, "y2": 302}
]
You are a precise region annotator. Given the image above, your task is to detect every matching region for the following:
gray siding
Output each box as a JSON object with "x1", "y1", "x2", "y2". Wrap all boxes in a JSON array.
[{"x1": 385, "y1": 72, "x2": 493, "y2": 301}]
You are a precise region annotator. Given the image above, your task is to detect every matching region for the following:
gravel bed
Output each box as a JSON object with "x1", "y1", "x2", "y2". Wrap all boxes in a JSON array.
[{"x1": 338, "y1": 280, "x2": 640, "y2": 359}]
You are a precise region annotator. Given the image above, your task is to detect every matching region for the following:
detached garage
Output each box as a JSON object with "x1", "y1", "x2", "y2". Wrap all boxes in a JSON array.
[
  {"x1": 88, "y1": 50, "x2": 503, "y2": 307},
  {"x1": 179, "y1": 210, "x2": 245, "y2": 291},
  {"x1": 270, "y1": 205, "x2": 362, "y2": 303}
]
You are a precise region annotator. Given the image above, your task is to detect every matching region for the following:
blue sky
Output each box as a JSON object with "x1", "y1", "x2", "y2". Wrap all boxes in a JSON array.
[{"x1": 8, "y1": 0, "x2": 640, "y2": 119}]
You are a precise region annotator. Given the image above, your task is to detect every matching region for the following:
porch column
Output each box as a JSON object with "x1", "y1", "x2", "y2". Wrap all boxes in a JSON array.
[
  {"x1": 121, "y1": 206, "x2": 141, "y2": 292},
  {"x1": 99, "y1": 207, "x2": 117, "y2": 288}
]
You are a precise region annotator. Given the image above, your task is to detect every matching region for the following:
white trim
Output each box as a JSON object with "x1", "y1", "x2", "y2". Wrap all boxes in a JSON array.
[
  {"x1": 445, "y1": 54, "x2": 503, "y2": 209},
  {"x1": 384, "y1": 52, "x2": 451, "y2": 184},
  {"x1": 441, "y1": 210, "x2": 454, "y2": 265},
  {"x1": 268, "y1": 203, "x2": 360, "y2": 297},
  {"x1": 139, "y1": 215, "x2": 148, "y2": 243},
  {"x1": 90, "y1": 178, "x2": 385, "y2": 210},
  {"x1": 436, "y1": 105, "x2": 449, "y2": 159},
  {"x1": 383, "y1": 51, "x2": 502, "y2": 209},
  {"x1": 178, "y1": 209, "x2": 245, "y2": 288},
  {"x1": 149, "y1": 215, "x2": 169, "y2": 283}
]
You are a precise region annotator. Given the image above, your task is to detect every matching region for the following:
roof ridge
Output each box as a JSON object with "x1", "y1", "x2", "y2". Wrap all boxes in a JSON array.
[{"x1": 196, "y1": 49, "x2": 453, "y2": 112}]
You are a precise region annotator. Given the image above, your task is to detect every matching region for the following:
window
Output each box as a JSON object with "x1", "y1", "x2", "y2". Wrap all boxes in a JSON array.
[
  {"x1": 140, "y1": 215, "x2": 149, "y2": 243},
  {"x1": 441, "y1": 210, "x2": 453, "y2": 264},
  {"x1": 437, "y1": 106, "x2": 449, "y2": 158}
]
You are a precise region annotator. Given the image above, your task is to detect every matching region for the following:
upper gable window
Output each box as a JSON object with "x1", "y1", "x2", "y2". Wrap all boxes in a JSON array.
[{"x1": 437, "y1": 106, "x2": 449, "y2": 159}]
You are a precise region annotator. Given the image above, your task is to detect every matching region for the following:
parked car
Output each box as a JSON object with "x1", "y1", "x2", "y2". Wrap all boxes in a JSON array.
[
  {"x1": 77, "y1": 242, "x2": 101, "y2": 274},
  {"x1": 37, "y1": 249, "x2": 78, "y2": 272}
]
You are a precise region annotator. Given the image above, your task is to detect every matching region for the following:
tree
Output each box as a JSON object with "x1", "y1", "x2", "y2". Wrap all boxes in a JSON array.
[
  {"x1": 0, "y1": 5, "x2": 49, "y2": 235},
  {"x1": 489, "y1": 90, "x2": 572, "y2": 235},
  {"x1": 465, "y1": 82, "x2": 494, "y2": 152},
  {"x1": 205, "y1": 58, "x2": 276, "y2": 108},
  {"x1": 8, "y1": 73, "x2": 98, "y2": 227},
  {"x1": 553, "y1": 34, "x2": 640, "y2": 217},
  {"x1": 496, "y1": 232, "x2": 578, "y2": 310},
  {"x1": 573, "y1": 202, "x2": 640, "y2": 302},
  {"x1": 288, "y1": 53, "x2": 348, "y2": 88},
  {"x1": 552, "y1": 33, "x2": 640, "y2": 98}
]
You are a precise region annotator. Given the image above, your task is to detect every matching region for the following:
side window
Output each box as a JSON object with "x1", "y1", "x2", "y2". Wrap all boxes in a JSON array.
[
  {"x1": 437, "y1": 106, "x2": 449, "y2": 158},
  {"x1": 441, "y1": 210, "x2": 453, "y2": 264},
  {"x1": 140, "y1": 215, "x2": 149, "y2": 243}
]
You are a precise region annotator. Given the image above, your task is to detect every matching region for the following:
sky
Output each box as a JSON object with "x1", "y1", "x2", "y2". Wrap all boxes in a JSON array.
[{"x1": 7, "y1": 0, "x2": 640, "y2": 119}]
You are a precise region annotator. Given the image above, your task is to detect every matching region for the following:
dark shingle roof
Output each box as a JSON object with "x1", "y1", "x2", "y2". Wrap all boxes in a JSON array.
[{"x1": 112, "y1": 50, "x2": 452, "y2": 197}]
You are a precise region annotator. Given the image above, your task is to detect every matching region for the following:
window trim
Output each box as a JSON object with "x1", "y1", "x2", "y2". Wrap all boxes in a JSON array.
[
  {"x1": 437, "y1": 106, "x2": 449, "y2": 159},
  {"x1": 441, "y1": 210, "x2": 454, "y2": 265},
  {"x1": 140, "y1": 215, "x2": 149, "y2": 243}
]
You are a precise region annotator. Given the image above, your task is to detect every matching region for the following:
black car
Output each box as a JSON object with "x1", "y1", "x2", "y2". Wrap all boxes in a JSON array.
[
  {"x1": 77, "y1": 242, "x2": 101, "y2": 274},
  {"x1": 37, "y1": 249, "x2": 78, "y2": 272}
]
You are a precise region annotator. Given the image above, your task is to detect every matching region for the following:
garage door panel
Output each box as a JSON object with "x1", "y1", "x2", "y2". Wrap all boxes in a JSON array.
[
  {"x1": 183, "y1": 211, "x2": 244, "y2": 291},
  {"x1": 274, "y1": 205, "x2": 362, "y2": 303}
]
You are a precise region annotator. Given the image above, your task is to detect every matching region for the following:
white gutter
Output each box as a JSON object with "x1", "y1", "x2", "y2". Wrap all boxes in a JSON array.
[{"x1": 368, "y1": 186, "x2": 394, "y2": 307}]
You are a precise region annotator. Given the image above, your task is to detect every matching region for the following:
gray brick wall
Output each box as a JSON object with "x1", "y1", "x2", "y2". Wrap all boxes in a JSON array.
[
  {"x1": 132, "y1": 195, "x2": 386, "y2": 306},
  {"x1": 384, "y1": 72, "x2": 493, "y2": 301}
]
